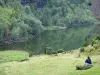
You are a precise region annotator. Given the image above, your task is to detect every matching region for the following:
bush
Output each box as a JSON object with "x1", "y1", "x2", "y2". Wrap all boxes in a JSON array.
[
  {"x1": 44, "y1": 46, "x2": 53, "y2": 55},
  {"x1": 93, "y1": 44, "x2": 98, "y2": 49},
  {"x1": 83, "y1": 42, "x2": 88, "y2": 47},
  {"x1": 95, "y1": 36, "x2": 100, "y2": 40},
  {"x1": 43, "y1": 46, "x2": 58, "y2": 55},
  {"x1": 91, "y1": 40, "x2": 96, "y2": 46},
  {"x1": 80, "y1": 47, "x2": 85, "y2": 52},
  {"x1": 50, "y1": 51, "x2": 58, "y2": 56},
  {"x1": 57, "y1": 49, "x2": 64, "y2": 53},
  {"x1": 29, "y1": 53, "x2": 33, "y2": 57}
]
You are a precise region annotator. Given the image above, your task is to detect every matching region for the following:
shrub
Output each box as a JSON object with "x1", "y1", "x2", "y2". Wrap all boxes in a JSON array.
[
  {"x1": 44, "y1": 46, "x2": 53, "y2": 55},
  {"x1": 95, "y1": 36, "x2": 100, "y2": 40},
  {"x1": 82, "y1": 42, "x2": 88, "y2": 47},
  {"x1": 44, "y1": 46, "x2": 58, "y2": 55},
  {"x1": 29, "y1": 52, "x2": 33, "y2": 57},
  {"x1": 50, "y1": 51, "x2": 58, "y2": 56},
  {"x1": 80, "y1": 47, "x2": 85, "y2": 52},
  {"x1": 91, "y1": 40, "x2": 96, "y2": 46},
  {"x1": 93, "y1": 44, "x2": 98, "y2": 49},
  {"x1": 57, "y1": 49, "x2": 64, "y2": 53}
]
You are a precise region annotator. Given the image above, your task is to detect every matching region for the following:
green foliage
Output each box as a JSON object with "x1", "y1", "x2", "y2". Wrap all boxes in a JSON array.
[
  {"x1": 57, "y1": 49, "x2": 64, "y2": 53},
  {"x1": 29, "y1": 52, "x2": 33, "y2": 57},
  {"x1": 80, "y1": 47, "x2": 85, "y2": 52},
  {"x1": 33, "y1": 0, "x2": 96, "y2": 27},
  {"x1": 65, "y1": 3, "x2": 96, "y2": 28},
  {"x1": 91, "y1": 39, "x2": 96, "y2": 46},
  {"x1": 0, "y1": 7, "x2": 13, "y2": 40},
  {"x1": 0, "y1": 1, "x2": 45, "y2": 41},
  {"x1": 95, "y1": 35, "x2": 100, "y2": 40},
  {"x1": 11, "y1": 18, "x2": 31, "y2": 39},
  {"x1": 44, "y1": 46, "x2": 53, "y2": 55},
  {"x1": 82, "y1": 37, "x2": 100, "y2": 56},
  {"x1": 83, "y1": 42, "x2": 89, "y2": 47},
  {"x1": 0, "y1": 7, "x2": 12, "y2": 29}
]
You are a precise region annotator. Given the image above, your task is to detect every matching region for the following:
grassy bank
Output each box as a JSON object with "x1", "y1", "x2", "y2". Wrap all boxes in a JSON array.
[
  {"x1": 0, "y1": 51, "x2": 29, "y2": 63},
  {"x1": 0, "y1": 52, "x2": 100, "y2": 75}
]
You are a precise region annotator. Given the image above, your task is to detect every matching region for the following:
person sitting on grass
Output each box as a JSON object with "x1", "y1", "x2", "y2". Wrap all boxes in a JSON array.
[
  {"x1": 76, "y1": 56, "x2": 92, "y2": 70},
  {"x1": 83, "y1": 56, "x2": 92, "y2": 69},
  {"x1": 85, "y1": 56, "x2": 92, "y2": 65}
]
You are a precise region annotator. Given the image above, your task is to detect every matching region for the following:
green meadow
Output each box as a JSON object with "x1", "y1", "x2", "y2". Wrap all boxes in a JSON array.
[{"x1": 0, "y1": 51, "x2": 100, "y2": 75}]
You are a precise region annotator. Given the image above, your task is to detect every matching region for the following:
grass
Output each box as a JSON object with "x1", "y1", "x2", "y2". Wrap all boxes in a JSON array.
[
  {"x1": 0, "y1": 51, "x2": 100, "y2": 75},
  {"x1": 0, "y1": 51, "x2": 29, "y2": 63},
  {"x1": 0, "y1": 54, "x2": 78, "y2": 75},
  {"x1": 69, "y1": 67, "x2": 100, "y2": 75}
]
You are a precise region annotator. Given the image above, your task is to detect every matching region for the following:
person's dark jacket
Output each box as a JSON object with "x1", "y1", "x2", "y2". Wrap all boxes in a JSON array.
[{"x1": 85, "y1": 57, "x2": 92, "y2": 64}]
